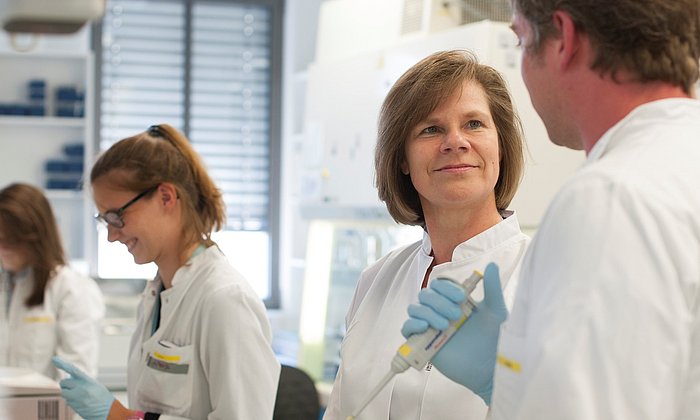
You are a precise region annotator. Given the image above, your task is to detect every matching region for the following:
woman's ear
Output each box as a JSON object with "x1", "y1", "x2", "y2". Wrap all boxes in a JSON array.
[
  {"x1": 157, "y1": 183, "x2": 179, "y2": 209},
  {"x1": 400, "y1": 161, "x2": 409, "y2": 175}
]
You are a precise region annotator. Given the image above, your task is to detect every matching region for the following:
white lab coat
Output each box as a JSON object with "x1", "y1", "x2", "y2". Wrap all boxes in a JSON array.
[
  {"x1": 0, "y1": 265, "x2": 104, "y2": 380},
  {"x1": 127, "y1": 245, "x2": 280, "y2": 420},
  {"x1": 491, "y1": 99, "x2": 700, "y2": 420},
  {"x1": 324, "y1": 213, "x2": 529, "y2": 420}
]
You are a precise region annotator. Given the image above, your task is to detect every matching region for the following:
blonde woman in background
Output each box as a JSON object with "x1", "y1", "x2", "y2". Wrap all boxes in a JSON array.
[
  {"x1": 0, "y1": 182, "x2": 104, "y2": 380},
  {"x1": 53, "y1": 124, "x2": 280, "y2": 420}
]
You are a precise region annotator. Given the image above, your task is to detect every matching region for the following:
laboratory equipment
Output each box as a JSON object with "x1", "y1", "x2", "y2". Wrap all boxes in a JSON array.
[
  {"x1": 346, "y1": 270, "x2": 483, "y2": 419},
  {"x1": 0, "y1": 0, "x2": 104, "y2": 34},
  {"x1": 297, "y1": 215, "x2": 423, "y2": 382},
  {"x1": 0, "y1": 366, "x2": 73, "y2": 419}
]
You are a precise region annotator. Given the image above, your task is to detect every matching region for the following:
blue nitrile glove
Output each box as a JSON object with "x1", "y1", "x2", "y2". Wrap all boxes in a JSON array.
[
  {"x1": 52, "y1": 356, "x2": 115, "y2": 420},
  {"x1": 401, "y1": 262, "x2": 507, "y2": 405}
]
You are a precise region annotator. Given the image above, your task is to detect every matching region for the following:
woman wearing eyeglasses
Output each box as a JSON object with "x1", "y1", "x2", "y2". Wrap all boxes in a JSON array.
[
  {"x1": 0, "y1": 183, "x2": 104, "y2": 381},
  {"x1": 52, "y1": 124, "x2": 280, "y2": 420}
]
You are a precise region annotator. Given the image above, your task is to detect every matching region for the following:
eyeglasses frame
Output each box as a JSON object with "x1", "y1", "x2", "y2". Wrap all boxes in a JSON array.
[{"x1": 94, "y1": 185, "x2": 159, "y2": 228}]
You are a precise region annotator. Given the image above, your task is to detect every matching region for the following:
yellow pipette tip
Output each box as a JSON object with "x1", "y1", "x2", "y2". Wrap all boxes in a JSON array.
[{"x1": 346, "y1": 417, "x2": 355, "y2": 420}]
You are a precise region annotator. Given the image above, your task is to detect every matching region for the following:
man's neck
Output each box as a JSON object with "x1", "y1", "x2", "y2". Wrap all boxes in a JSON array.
[{"x1": 573, "y1": 77, "x2": 690, "y2": 154}]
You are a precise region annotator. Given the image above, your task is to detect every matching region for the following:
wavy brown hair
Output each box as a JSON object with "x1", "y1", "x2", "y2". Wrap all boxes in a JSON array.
[
  {"x1": 513, "y1": 0, "x2": 700, "y2": 94},
  {"x1": 375, "y1": 50, "x2": 525, "y2": 226},
  {"x1": 90, "y1": 124, "x2": 226, "y2": 249},
  {"x1": 0, "y1": 183, "x2": 66, "y2": 307}
]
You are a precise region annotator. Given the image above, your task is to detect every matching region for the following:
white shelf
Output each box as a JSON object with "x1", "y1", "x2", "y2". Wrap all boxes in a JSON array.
[
  {"x1": 0, "y1": 51, "x2": 88, "y2": 60},
  {"x1": 45, "y1": 189, "x2": 83, "y2": 199},
  {"x1": 0, "y1": 116, "x2": 85, "y2": 127}
]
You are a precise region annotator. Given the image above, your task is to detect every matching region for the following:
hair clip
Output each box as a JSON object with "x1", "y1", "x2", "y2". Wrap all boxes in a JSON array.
[{"x1": 147, "y1": 125, "x2": 163, "y2": 137}]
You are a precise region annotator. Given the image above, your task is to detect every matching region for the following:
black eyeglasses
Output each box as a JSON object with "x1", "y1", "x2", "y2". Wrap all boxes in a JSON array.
[{"x1": 94, "y1": 185, "x2": 159, "y2": 228}]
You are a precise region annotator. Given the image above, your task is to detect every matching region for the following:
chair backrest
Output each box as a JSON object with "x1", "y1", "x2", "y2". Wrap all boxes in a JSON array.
[{"x1": 273, "y1": 364, "x2": 321, "y2": 420}]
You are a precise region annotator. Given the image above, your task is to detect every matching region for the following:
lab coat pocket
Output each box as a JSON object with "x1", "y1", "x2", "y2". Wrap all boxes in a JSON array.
[
  {"x1": 492, "y1": 326, "x2": 527, "y2": 418},
  {"x1": 138, "y1": 341, "x2": 194, "y2": 416}
]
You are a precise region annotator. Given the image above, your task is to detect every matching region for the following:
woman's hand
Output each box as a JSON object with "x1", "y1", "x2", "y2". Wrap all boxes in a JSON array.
[
  {"x1": 52, "y1": 356, "x2": 116, "y2": 420},
  {"x1": 401, "y1": 262, "x2": 508, "y2": 405}
]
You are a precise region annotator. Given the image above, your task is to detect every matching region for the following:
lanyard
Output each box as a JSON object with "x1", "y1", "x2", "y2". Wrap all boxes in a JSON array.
[
  {"x1": 150, "y1": 282, "x2": 164, "y2": 336},
  {"x1": 4, "y1": 275, "x2": 14, "y2": 316},
  {"x1": 4, "y1": 270, "x2": 24, "y2": 316}
]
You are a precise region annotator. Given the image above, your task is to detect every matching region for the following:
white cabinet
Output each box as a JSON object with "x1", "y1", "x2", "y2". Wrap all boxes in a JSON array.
[{"x1": 0, "y1": 29, "x2": 94, "y2": 262}]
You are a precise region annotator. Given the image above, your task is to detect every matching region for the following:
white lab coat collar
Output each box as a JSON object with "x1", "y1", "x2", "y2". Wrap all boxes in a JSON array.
[
  {"x1": 587, "y1": 98, "x2": 700, "y2": 163},
  {"x1": 147, "y1": 245, "x2": 215, "y2": 294},
  {"x1": 145, "y1": 246, "x2": 217, "y2": 336},
  {"x1": 419, "y1": 210, "x2": 522, "y2": 262}
]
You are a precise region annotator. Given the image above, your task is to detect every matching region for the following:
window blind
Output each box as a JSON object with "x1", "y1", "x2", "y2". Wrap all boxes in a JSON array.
[
  {"x1": 99, "y1": 0, "x2": 274, "y2": 231},
  {"x1": 190, "y1": 3, "x2": 272, "y2": 231},
  {"x1": 96, "y1": 0, "x2": 281, "y2": 306},
  {"x1": 100, "y1": 1, "x2": 186, "y2": 144}
]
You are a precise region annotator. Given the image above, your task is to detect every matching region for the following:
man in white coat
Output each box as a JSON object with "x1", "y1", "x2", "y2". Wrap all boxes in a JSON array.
[{"x1": 402, "y1": 0, "x2": 700, "y2": 419}]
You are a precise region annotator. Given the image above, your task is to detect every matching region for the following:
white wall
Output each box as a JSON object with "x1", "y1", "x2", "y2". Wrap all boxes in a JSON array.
[{"x1": 272, "y1": 0, "x2": 327, "y2": 363}]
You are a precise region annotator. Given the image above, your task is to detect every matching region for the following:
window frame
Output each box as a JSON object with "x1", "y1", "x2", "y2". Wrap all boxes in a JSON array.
[{"x1": 89, "y1": 0, "x2": 283, "y2": 308}]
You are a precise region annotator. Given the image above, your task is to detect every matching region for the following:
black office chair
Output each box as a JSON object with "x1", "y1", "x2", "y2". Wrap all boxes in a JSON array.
[{"x1": 273, "y1": 364, "x2": 321, "y2": 420}]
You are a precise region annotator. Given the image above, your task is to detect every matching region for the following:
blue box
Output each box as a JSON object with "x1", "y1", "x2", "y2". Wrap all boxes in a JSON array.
[
  {"x1": 46, "y1": 179, "x2": 82, "y2": 190},
  {"x1": 45, "y1": 159, "x2": 84, "y2": 173},
  {"x1": 63, "y1": 143, "x2": 84, "y2": 157},
  {"x1": 27, "y1": 105, "x2": 45, "y2": 116},
  {"x1": 55, "y1": 87, "x2": 79, "y2": 101},
  {"x1": 28, "y1": 79, "x2": 46, "y2": 89}
]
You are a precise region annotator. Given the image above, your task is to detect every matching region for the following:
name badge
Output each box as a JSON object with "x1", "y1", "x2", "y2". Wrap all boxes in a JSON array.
[
  {"x1": 23, "y1": 316, "x2": 53, "y2": 323},
  {"x1": 146, "y1": 352, "x2": 190, "y2": 374}
]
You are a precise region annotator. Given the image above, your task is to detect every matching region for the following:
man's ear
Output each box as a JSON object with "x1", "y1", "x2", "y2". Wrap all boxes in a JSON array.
[{"x1": 552, "y1": 10, "x2": 580, "y2": 70}]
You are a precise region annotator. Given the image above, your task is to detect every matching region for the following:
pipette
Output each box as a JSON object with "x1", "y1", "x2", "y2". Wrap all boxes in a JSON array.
[{"x1": 345, "y1": 270, "x2": 483, "y2": 420}]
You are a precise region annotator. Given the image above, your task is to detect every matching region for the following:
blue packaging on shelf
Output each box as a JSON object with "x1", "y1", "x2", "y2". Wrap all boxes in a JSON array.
[
  {"x1": 63, "y1": 143, "x2": 84, "y2": 157},
  {"x1": 55, "y1": 87, "x2": 79, "y2": 101},
  {"x1": 56, "y1": 106, "x2": 84, "y2": 117},
  {"x1": 46, "y1": 178, "x2": 82, "y2": 190},
  {"x1": 28, "y1": 79, "x2": 46, "y2": 89},
  {"x1": 28, "y1": 80, "x2": 46, "y2": 103},
  {"x1": 54, "y1": 85, "x2": 84, "y2": 118},
  {"x1": 9, "y1": 104, "x2": 28, "y2": 115},
  {"x1": 45, "y1": 159, "x2": 84, "y2": 173},
  {"x1": 27, "y1": 105, "x2": 45, "y2": 116}
]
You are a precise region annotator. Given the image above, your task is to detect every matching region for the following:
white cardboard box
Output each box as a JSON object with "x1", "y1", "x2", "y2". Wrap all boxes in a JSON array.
[{"x1": 0, "y1": 367, "x2": 72, "y2": 420}]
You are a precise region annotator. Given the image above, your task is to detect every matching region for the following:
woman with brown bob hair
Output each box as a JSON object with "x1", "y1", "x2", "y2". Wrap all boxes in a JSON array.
[
  {"x1": 324, "y1": 50, "x2": 530, "y2": 419},
  {"x1": 52, "y1": 124, "x2": 280, "y2": 420},
  {"x1": 0, "y1": 183, "x2": 104, "y2": 380}
]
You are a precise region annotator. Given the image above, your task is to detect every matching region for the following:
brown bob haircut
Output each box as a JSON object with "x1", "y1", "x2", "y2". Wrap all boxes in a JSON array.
[
  {"x1": 0, "y1": 183, "x2": 66, "y2": 307},
  {"x1": 375, "y1": 49, "x2": 525, "y2": 226},
  {"x1": 90, "y1": 124, "x2": 226, "y2": 248}
]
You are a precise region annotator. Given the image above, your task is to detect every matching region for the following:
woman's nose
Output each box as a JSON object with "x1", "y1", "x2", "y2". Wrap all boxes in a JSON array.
[
  {"x1": 441, "y1": 129, "x2": 471, "y2": 152},
  {"x1": 106, "y1": 225, "x2": 120, "y2": 242}
]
